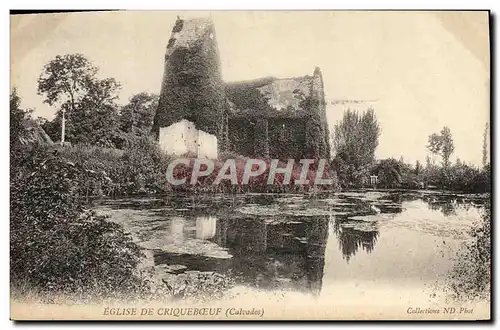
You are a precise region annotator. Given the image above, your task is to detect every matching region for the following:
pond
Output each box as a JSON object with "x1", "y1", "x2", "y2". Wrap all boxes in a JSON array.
[{"x1": 93, "y1": 190, "x2": 488, "y2": 310}]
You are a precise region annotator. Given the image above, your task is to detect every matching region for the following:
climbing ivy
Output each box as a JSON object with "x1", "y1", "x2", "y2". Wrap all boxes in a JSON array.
[{"x1": 153, "y1": 28, "x2": 226, "y2": 137}]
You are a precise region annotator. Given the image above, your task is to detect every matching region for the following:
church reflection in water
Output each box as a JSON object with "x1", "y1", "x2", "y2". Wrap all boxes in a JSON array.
[
  {"x1": 153, "y1": 210, "x2": 382, "y2": 297},
  {"x1": 212, "y1": 215, "x2": 329, "y2": 296}
]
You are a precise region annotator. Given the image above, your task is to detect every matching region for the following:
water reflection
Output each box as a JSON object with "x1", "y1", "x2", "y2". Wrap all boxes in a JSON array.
[
  {"x1": 218, "y1": 216, "x2": 329, "y2": 295},
  {"x1": 95, "y1": 190, "x2": 488, "y2": 299},
  {"x1": 421, "y1": 194, "x2": 486, "y2": 217},
  {"x1": 170, "y1": 217, "x2": 185, "y2": 239},
  {"x1": 196, "y1": 216, "x2": 217, "y2": 240},
  {"x1": 332, "y1": 221, "x2": 379, "y2": 262}
]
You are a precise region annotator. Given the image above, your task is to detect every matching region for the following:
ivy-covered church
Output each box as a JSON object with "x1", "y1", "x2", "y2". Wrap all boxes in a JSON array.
[{"x1": 152, "y1": 16, "x2": 330, "y2": 160}]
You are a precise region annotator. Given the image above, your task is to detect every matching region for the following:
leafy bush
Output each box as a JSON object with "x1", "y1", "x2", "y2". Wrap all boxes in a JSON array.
[
  {"x1": 58, "y1": 137, "x2": 174, "y2": 196},
  {"x1": 120, "y1": 136, "x2": 174, "y2": 194},
  {"x1": 362, "y1": 157, "x2": 490, "y2": 193},
  {"x1": 371, "y1": 158, "x2": 402, "y2": 188},
  {"x1": 445, "y1": 201, "x2": 491, "y2": 301},
  {"x1": 418, "y1": 162, "x2": 490, "y2": 193},
  {"x1": 10, "y1": 144, "x2": 147, "y2": 299},
  {"x1": 446, "y1": 163, "x2": 490, "y2": 193}
]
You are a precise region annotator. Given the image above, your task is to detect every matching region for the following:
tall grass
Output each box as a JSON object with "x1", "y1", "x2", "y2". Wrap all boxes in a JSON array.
[{"x1": 59, "y1": 137, "x2": 174, "y2": 196}]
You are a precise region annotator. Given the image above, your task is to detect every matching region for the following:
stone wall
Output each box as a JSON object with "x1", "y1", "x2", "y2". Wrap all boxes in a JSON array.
[
  {"x1": 196, "y1": 216, "x2": 217, "y2": 240},
  {"x1": 158, "y1": 119, "x2": 218, "y2": 159},
  {"x1": 158, "y1": 119, "x2": 198, "y2": 156},
  {"x1": 197, "y1": 129, "x2": 218, "y2": 159}
]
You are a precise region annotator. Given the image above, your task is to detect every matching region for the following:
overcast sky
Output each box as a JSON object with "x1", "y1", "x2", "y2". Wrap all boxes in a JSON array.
[{"x1": 11, "y1": 11, "x2": 490, "y2": 165}]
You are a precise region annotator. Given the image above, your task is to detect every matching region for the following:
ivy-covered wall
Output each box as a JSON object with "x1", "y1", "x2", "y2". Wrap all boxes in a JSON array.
[
  {"x1": 227, "y1": 118, "x2": 255, "y2": 156},
  {"x1": 268, "y1": 118, "x2": 306, "y2": 159},
  {"x1": 153, "y1": 17, "x2": 226, "y2": 138},
  {"x1": 311, "y1": 67, "x2": 331, "y2": 160}
]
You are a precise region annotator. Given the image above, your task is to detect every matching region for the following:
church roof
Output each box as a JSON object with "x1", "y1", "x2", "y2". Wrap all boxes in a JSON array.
[
  {"x1": 225, "y1": 75, "x2": 314, "y2": 118},
  {"x1": 19, "y1": 119, "x2": 53, "y2": 146}
]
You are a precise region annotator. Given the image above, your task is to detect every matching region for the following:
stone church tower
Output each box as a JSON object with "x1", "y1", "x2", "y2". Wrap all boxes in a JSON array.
[{"x1": 153, "y1": 17, "x2": 225, "y2": 159}]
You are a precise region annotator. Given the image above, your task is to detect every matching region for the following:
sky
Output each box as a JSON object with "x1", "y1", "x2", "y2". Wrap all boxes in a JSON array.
[{"x1": 10, "y1": 11, "x2": 490, "y2": 165}]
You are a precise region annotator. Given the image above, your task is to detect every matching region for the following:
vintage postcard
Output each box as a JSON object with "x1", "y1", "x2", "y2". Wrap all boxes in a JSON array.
[{"x1": 10, "y1": 10, "x2": 491, "y2": 320}]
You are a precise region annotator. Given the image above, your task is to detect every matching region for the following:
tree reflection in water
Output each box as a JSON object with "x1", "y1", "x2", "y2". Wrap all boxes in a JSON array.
[
  {"x1": 332, "y1": 220, "x2": 379, "y2": 263},
  {"x1": 422, "y1": 194, "x2": 487, "y2": 217}
]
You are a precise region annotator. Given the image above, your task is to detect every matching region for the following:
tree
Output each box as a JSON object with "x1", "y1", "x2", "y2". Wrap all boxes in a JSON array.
[
  {"x1": 332, "y1": 108, "x2": 380, "y2": 186},
  {"x1": 120, "y1": 92, "x2": 159, "y2": 145},
  {"x1": 359, "y1": 108, "x2": 380, "y2": 163},
  {"x1": 425, "y1": 155, "x2": 432, "y2": 168},
  {"x1": 440, "y1": 127, "x2": 455, "y2": 168},
  {"x1": 427, "y1": 126, "x2": 455, "y2": 168},
  {"x1": 397, "y1": 158, "x2": 416, "y2": 188},
  {"x1": 38, "y1": 54, "x2": 98, "y2": 111},
  {"x1": 65, "y1": 77, "x2": 122, "y2": 147},
  {"x1": 415, "y1": 160, "x2": 423, "y2": 176},
  {"x1": 10, "y1": 88, "x2": 30, "y2": 170},
  {"x1": 482, "y1": 122, "x2": 489, "y2": 169},
  {"x1": 10, "y1": 89, "x2": 24, "y2": 149},
  {"x1": 38, "y1": 54, "x2": 122, "y2": 147},
  {"x1": 372, "y1": 158, "x2": 402, "y2": 188},
  {"x1": 10, "y1": 89, "x2": 38, "y2": 154}
]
